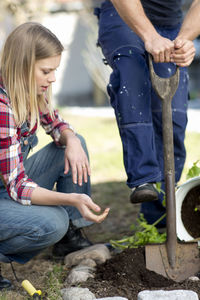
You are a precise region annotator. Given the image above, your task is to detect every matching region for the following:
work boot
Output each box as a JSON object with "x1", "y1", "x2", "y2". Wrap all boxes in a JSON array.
[
  {"x1": 0, "y1": 265, "x2": 12, "y2": 290},
  {"x1": 52, "y1": 221, "x2": 93, "y2": 258},
  {"x1": 130, "y1": 183, "x2": 158, "y2": 204}
]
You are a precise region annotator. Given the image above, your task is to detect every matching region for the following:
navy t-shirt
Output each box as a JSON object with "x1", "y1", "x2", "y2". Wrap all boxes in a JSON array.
[{"x1": 141, "y1": 0, "x2": 183, "y2": 26}]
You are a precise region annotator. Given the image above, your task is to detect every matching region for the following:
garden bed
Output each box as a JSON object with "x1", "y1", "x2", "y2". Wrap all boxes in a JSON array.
[{"x1": 81, "y1": 247, "x2": 200, "y2": 300}]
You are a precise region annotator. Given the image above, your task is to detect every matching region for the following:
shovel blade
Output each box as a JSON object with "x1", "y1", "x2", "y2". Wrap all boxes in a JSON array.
[{"x1": 145, "y1": 242, "x2": 200, "y2": 282}]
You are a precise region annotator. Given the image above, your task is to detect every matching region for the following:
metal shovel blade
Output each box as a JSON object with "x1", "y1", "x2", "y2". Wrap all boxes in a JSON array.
[{"x1": 145, "y1": 242, "x2": 200, "y2": 282}]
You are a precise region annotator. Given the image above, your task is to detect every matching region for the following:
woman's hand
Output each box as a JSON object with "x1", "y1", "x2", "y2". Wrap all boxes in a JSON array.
[
  {"x1": 64, "y1": 134, "x2": 91, "y2": 186},
  {"x1": 31, "y1": 188, "x2": 109, "y2": 223},
  {"x1": 75, "y1": 194, "x2": 110, "y2": 223}
]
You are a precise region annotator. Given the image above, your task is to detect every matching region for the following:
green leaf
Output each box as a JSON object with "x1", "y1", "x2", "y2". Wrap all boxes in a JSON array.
[
  {"x1": 186, "y1": 160, "x2": 200, "y2": 179},
  {"x1": 155, "y1": 182, "x2": 165, "y2": 195},
  {"x1": 110, "y1": 214, "x2": 166, "y2": 249}
]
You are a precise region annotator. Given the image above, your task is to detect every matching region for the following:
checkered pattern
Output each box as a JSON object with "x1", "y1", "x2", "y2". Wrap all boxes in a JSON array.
[
  {"x1": 40, "y1": 109, "x2": 69, "y2": 145},
  {"x1": 0, "y1": 81, "x2": 70, "y2": 205}
]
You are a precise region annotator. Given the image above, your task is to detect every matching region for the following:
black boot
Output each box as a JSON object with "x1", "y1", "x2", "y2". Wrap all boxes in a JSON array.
[
  {"x1": 0, "y1": 265, "x2": 12, "y2": 290},
  {"x1": 130, "y1": 183, "x2": 158, "y2": 204},
  {"x1": 52, "y1": 221, "x2": 93, "y2": 257}
]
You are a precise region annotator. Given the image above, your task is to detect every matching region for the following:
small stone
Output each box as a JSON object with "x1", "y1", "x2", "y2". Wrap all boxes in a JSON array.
[
  {"x1": 72, "y1": 265, "x2": 95, "y2": 272},
  {"x1": 66, "y1": 265, "x2": 95, "y2": 284},
  {"x1": 64, "y1": 244, "x2": 111, "y2": 267},
  {"x1": 138, "y1": 290, "x2": 199, "y2": 300},
  {"x1": 188, "y1": 276, "x2": 199, "y2": 281},
  {"x1": 61, "y1": 287, "x2": 95, "y2": 300},
  {"x1": 79, "y1": 258, "x2": 97, "y2": 268},
  {"x1": 97, "y1": 298, "x2": 128, "y2": 300}
]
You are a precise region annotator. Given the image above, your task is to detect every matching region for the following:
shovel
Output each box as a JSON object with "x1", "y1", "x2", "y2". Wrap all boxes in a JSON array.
[{"x1": 145, "y1": 55, "x2": 200, "y2": 282}]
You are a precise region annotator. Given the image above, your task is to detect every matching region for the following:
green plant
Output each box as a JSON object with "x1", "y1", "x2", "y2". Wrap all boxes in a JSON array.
[
  {"x1": 0, "y1": 294, "x2": 9, "y2": 300},
  {"x1": 155, "y1": 182, "x2": 166, "y2": 207},
  {"x1": 186, "y1": 160, "x2": 200, "y2": 179},
  {"x1": 43, "y1": 264, "x2": 64, "y2": 300},
  {"x1": 110, "y1": 214, "x2": 166, "y2": 250}
]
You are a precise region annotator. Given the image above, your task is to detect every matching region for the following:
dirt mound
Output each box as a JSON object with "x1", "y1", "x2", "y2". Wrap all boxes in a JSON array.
[{"x1": 81, "y1": 247, "x2": 200, "y2": 300}]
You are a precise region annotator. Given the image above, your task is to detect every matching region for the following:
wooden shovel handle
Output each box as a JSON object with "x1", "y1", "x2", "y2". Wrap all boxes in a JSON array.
[{"x1": 148, "y1": 54, "x2": 180, "y2": 268}]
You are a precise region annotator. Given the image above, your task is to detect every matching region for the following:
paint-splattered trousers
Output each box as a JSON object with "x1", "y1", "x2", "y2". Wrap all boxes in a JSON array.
[{"x1": 94, "y1": 1, "x2": 189, "y2": 224}]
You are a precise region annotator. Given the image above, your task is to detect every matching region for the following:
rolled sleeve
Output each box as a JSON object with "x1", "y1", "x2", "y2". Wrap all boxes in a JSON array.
[{"x1": 40, "y1": 109, "x2": 73, "y2": 146}]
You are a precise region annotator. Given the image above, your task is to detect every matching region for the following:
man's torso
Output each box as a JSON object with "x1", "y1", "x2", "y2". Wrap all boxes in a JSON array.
[{"x1": 141, "y1": 0, "x2": 183, "y2": 26}]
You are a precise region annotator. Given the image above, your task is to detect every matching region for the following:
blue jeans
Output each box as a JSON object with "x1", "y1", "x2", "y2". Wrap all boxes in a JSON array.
[
  {"x1": 95, "y1": 1, "x2": 189, "y2": 225},
  {"x1": 0, "y1": 133, "x2": 92, "y2": 264}
]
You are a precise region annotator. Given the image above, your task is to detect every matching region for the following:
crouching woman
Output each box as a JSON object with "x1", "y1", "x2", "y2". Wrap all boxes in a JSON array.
[{"x1": 0, "y1": 22, "x2": 109, "y2": 288}]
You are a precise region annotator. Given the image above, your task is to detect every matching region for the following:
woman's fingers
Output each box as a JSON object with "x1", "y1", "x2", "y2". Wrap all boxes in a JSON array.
[
  {"x1": 77, "y1": 195, "x2": 110, "y2": 223},
  {"x1": 76, "y1": 160, "x2": 90, "y2": 186},
  {"x1": 95, "y1": 208, "x2": 110, "y2": 223},
  {"x1": 84, "y1": 207, "x2": 110, "y2": 223}
]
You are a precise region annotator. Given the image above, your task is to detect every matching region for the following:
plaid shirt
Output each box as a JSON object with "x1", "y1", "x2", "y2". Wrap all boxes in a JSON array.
[{"x1": 0, "y1": 82, "x2": 70, "y2": 205}]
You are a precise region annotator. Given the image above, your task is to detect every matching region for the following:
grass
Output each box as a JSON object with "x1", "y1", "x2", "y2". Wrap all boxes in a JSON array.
[
  {"x1": 1, "y1": 107, "x2": 200, "y2": 300},
  {"x1": 31, "y1": 107, "x2": 200, "y2": 185},
  {"x1": 31, "y1": 108, "x2": 126, "y2": 184}
]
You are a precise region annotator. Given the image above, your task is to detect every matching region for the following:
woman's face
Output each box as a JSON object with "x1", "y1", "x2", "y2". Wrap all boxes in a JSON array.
[{"x1": 35, "y1": 54, "x2": 61, "y2": 95}]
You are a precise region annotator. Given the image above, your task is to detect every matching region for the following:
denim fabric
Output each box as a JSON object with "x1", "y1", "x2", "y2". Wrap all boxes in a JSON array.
[
  {"x1": 0, "y1": 133, "x2": 92, "y2": 263},
  {"x1": 95, "y1": 2, "x2": 189, "y2": 224}
]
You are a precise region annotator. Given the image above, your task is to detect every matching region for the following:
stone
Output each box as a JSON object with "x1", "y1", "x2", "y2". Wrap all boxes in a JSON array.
[
  {"x1": 66, "y1": 265, "x2": 95, "y2": 284},
  {"x1": 64, "y1": 244, "x2": 111, "y2": 267},
  {"x1": 97, "y1": 298, "x2": 128, "y2": 300},
  {"x1": 138, "y1": 290, "x2": 199, "y2": 300},
  {"x1": 79, "y1": 258, "x2": 97, "y2": 268},
  {"x1": 61, "y1": 287, "x2": 95, "y2": 300},
  {"x1": 188, "y1": 276, "x2": 200, "y2": 281}
]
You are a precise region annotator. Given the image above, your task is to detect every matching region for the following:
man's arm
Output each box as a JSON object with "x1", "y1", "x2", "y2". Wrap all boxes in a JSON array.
[
  {"x1": 110, "y1": 0, "x2": 157, "y2": 42},
  {"x1": 172, "y1": 0, "x2": 200, "y2": 66},
  {"x1": 178, "y1": 0, "x2": 200, "y2": 41},
  {"x1": 110, "y1": 0, "x2": 174, "y2": 63}
]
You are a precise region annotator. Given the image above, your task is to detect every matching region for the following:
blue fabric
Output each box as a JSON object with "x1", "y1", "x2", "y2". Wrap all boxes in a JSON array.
[
  {"x1": 0, "y1": 134, "x2": 92, "y2": 264},
  {"x1": 100, "y1": 0, "x2": 182, "y2": 27},
  {"x1": 95, "y1": 2, "x2": 189, "y2": 225},
  {"x1": 141, "y1": 0, "x2": 182, "y2": 27}
]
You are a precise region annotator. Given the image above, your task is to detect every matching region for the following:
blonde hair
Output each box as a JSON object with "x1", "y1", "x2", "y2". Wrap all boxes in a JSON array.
[{"x1": 0, "y1": 22, "x2": 64, "y2": 129}]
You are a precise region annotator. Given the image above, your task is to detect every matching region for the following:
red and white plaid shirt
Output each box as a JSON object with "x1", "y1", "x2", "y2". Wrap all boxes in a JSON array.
[{"x1": 0, "y1": 81, "x2": 70, "y2": 205}]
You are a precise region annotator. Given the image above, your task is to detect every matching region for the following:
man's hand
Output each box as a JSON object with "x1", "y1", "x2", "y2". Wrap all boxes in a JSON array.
[
  {"x1": 171, "y1": 38, "x2": 196, "y2": 67},
  {"x1": 75, "y1": 194, "x2": 110, "y2": 223},
  {"x1": 145, "y1": 35, "x2": 174, "y2": 63},
  {"x1": 145, "y1": 35, "x2": 196, "y2": 67}
]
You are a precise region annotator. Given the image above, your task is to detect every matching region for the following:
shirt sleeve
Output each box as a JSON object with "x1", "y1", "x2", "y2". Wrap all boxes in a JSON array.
[
  {"x1": 40, "y1": 108, "x2": 73, "y2": 146},
  {"x1": 0, "y1": 101, "x2": 37, "y2": 205}
]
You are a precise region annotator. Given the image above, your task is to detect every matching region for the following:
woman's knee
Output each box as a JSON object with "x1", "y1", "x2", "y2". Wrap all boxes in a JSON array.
[
  {"x1": 40, "y1": 207, "x2": 69, "y2": 242},
  {"x1": 0, "y1": 206, "x2": 69, "y2": 255},
  {"x1": 26, "y1": 206, "x2": 69, "y2": 246}
]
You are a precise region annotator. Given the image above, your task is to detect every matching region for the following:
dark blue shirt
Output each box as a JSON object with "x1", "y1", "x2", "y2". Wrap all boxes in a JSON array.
[{"x1": 141, "y1": 0, "x2": 183, "y2": 27}]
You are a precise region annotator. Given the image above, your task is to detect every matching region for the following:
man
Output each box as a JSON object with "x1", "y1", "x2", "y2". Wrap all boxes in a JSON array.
[{"x1": 94, "y1": 0, "x2": 200, "y2": 226}]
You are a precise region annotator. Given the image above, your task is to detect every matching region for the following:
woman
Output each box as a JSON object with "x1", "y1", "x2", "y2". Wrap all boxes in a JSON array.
[{"x1": 0, "y1": 22, "x2": 109, "y2": 288}]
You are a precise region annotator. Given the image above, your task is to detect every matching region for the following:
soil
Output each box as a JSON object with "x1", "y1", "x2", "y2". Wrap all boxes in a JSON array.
[
  {"x1": 82, "y1": 182, "x2": 200, "y2": 300},
  {"x1": 1, "y1": 181, "x2": 200, "y2": 300},
  {"x1": 81, "y1": 247, "x2": 200, "y2": 300},
  {"x1": 181, "y1": 185, "x2": 200, "y2": 238}
]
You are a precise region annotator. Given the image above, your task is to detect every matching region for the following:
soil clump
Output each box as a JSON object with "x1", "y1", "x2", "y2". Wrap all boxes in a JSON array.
[
  {"x1": 181, "y1": 185, "x2": 200, "y2": 238},
  {"x1": 81, "y1": 247, "x2": 200, "y2": 300}
]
